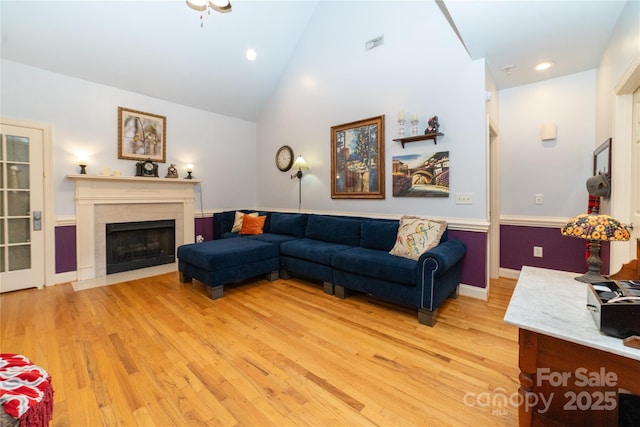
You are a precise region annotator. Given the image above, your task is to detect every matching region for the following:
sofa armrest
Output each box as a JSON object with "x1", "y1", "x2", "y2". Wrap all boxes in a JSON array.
[
  {"x1": 418, "y1": 239, "x2": 466, "y2": 275},
  {"x1": 417, "y1": 239, "x2": 466, "y2": 311}
]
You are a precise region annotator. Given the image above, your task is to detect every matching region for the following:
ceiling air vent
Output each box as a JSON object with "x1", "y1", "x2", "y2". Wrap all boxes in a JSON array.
[{"x1": 365, "y1": 35, "x2": 384, "y2": 51}]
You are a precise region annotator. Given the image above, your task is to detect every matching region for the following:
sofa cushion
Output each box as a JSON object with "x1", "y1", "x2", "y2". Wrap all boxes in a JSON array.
[
  {"x1": 231, "y1": 211, "x2": 258, "y2": 232},
  {"x1": 305, "y1": 215, "x2": 361, "y2": 246},
  {"x1": 177, "y1": 238, "x2": 278, "y2": 271},
  {"x1": 360, "y1": 220, "x2": 399, "y2": 251},
  {"x1": 246, "y1": 233, "x2": 299, "y2": 245},
  {"x1": 239, "y1": 214, "x2": 267, "y2": 235},
  {"x1": 389, "y1": 216, "x2": 447, "y2": 261},
  {"x1": 280, "y1": 238, "x2": 351, "y2": 266},
  {"x1": 257, "y1": 211, "x2": 274, "y2": 233},
  {"x1": 332, "y1": 247, "x2": 416, "y2": 286},
  {"x1": 270, "y1": 212, "x2": 308, "y2": 237}
]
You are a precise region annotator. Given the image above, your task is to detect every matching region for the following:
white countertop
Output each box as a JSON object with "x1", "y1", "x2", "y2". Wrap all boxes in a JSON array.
[{"x1": 504, "y1": 266, "x2": 640, "y2": 361}]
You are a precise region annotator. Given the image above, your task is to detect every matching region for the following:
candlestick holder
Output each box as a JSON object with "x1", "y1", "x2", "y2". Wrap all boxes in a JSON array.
[
  {"x1": 398, "y1": 119, "x2": 406, "y2": 138},
  {"x1": 411, "y1": 119, "x2": 419, "y2": 136}
]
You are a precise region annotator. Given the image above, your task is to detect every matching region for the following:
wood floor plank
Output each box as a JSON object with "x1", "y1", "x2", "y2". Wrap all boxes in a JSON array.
[{"x1": 1, "y1": 273, "x2": 520, "y2": 426}]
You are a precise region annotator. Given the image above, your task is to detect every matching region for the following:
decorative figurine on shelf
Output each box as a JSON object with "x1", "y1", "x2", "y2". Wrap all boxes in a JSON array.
[
  {"x1": 165, "y1": 164, "x2": 179, "y2": 178},
  {"x1": 425, "y1": 116, "x2": 440, "y2": 134}
]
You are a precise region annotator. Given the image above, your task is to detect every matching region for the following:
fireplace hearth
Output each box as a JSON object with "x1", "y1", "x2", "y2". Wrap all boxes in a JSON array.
[{"x1": 106, "y1": 220, "x2": 175, "y2": 274}]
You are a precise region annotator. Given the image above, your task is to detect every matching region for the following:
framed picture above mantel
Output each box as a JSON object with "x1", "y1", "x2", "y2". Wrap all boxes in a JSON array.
[
  {"x1": 331, "y1": 115, "x2": 385, "y2": 199},
  {"x1": 118, "y1": 107, "x2": 166, "y2": 163}
]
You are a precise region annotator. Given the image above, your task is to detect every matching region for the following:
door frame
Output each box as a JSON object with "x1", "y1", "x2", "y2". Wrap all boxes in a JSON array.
[
  {"x1": 488, "y1": 117, "x2": 500, "y2": 280},
  {"x1": 1, "y1": 117, "x2": 55, "y2": 287},
  {"x1": 611, "y1": 55, "x2": 640, "y2": 270}
]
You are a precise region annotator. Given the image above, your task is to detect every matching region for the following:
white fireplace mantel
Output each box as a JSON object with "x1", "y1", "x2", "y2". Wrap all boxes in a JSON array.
[{"x1": 68, "y1": 174, "x2": 200, "y2": 282}]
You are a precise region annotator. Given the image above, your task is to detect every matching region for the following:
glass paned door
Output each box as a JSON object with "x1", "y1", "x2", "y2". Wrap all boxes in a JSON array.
[{"x1": 0, "y1": 123, "x2": 44, "y2": 292}]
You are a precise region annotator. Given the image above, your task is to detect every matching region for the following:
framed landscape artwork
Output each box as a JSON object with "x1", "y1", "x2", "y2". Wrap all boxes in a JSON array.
[
  {"x1": 392, "y1": 151, "x2": 450, "y2": 197},
  {"x1": 118, "y1": 107, "x2": 166, "y2": 163},
  {"x1": 331, "y1": 115, "x2": 385, "y2": 199}
]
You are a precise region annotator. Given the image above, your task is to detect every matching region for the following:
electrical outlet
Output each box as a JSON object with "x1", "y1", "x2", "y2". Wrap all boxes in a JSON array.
[
  {"x1": 456, "y1": 193, "x2": 473, "y2": 205},
  {"x1": 196, "y1": 235, "x2": 204, "y2": 243},
  {"x1": 535, "y1": 194, "x2": 544, "y2": 205},
  {"x1": 533, "y1": 246, "x2": 543, "y2": 258}
]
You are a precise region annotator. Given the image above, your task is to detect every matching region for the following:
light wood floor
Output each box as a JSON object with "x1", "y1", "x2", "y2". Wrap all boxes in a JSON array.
[{"x1": 1, "y1": 274, "x2": 520, "y2": 426}]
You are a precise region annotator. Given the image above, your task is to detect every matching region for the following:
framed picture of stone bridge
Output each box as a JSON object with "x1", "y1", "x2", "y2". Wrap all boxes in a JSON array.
[
  {"x1": 331, "y1": 115, "x2": 385, "y2": 199},
  {"x1": 392, "y1": 151, "x2": 449, "y2": 197}
]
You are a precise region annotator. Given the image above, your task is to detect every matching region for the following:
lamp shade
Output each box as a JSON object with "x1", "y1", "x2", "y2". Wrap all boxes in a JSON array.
[
  {"x1": 561, "y1": 213, "x2": 630, "y2": 283},
  {"x1": 561, "y1": 213, "x2": 630, "y2": 242},
  {"x1": 292, "y1": 155, "x2": 309, "y2": 171}
]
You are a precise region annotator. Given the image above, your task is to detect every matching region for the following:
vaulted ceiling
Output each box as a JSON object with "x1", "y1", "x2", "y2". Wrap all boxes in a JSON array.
[{"x1": 0, "y1": 1, "x2": 628, "y2": 121}]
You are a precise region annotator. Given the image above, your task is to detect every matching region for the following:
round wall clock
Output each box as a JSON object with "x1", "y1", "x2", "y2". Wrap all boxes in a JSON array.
[{"x1": 275, "y1": 145, "x2": 294, "y2": 172}]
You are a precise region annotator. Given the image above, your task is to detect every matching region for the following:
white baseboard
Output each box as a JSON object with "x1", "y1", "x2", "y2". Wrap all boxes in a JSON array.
[
  {"x1": 54, "y1": 271, "x2": 77, "y2": 285},
  {"x1": 459, "y1": 283, "x2": 488, "y2": 301},
  {"x1": 499, "y1": 268, "x2": 521, "y2": 280},
  {"x1": 72, "y1": 263, "x2": 178, "y2": 292}
]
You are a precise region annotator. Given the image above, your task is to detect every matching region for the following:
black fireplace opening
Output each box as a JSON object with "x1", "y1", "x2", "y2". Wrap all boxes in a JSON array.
[{"x1": 106, "y1": 219, "x2": 175, "y2": 275}]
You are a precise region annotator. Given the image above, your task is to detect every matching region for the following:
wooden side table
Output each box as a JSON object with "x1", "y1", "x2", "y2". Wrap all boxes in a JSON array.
[{"x1": 504, "y1": 267, "x2": 640, "y2": 426}]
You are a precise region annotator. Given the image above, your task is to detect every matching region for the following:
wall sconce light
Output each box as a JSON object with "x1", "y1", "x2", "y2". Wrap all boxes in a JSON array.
[
  {"x1": 290, "y1": 155, "x2": 309, "y2": 211},
  {"x1": 78, "y1": 159, "x2": 88, "y2": 175},
  {"x1": 541, "y1": 122, "x2": 557, "y2": 141},
  {"x1": 185, "y1": 164, "x2": 194, "y2": 179}
]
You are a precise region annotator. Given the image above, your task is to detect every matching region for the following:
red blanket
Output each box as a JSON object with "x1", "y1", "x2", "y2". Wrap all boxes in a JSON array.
[{"x1": 0, "y1": 354, "x2": 53, "y2": 426}]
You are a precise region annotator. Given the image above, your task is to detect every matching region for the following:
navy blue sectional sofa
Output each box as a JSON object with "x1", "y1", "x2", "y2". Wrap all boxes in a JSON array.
[{"x1": 180, "y1": 210, "x2": 466, "y2": 326}]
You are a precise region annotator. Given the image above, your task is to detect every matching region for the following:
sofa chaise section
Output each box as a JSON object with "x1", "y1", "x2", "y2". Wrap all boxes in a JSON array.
[{"x1": 177, "y1": 238, "x2": 280, "y2": 299}]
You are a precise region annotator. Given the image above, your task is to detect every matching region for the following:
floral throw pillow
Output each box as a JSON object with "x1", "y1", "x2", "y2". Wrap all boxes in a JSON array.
[
  {"x1": 231, "y1": 211, "x2": 258, "y2": 233},
  {"x1": 389, "y1": 216, "x2": 446, "y2": 261}
]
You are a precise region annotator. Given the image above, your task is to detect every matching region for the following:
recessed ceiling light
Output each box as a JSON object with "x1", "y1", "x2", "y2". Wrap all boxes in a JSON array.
[
  {"x1": 245, "y1": 48, "x2": 257, "y2": 61},
  {"x1": 535, "y1": 61, "x2": 554, "y2": 71}
]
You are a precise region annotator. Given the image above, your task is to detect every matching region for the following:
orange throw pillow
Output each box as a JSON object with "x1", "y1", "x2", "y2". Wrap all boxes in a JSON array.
[{"x1": 239, "y1": 215, "x2": 267, "y2": 235}]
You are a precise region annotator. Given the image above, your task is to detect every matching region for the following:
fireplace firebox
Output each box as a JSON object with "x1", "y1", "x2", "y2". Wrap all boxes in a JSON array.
[{"x1": 106, "y1": 219, "x2": 175, "y2": 274}]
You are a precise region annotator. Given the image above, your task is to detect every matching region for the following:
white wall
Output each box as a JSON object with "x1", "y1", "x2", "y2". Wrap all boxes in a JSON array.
[
  {"x1": 595, "y1": 0, "x2": 640, "y2": 269},
  {"x1": 485, "y1": 65, "x2": 499, "y2": 126},
  {"x1": 499, "y1": 70, "x2": 597, "y2": 218},
  {"x1": 1, "y1": 59, "x2": 257, "y2": 218},
  {"x1": 256, "y1": 1, "x2": 487, "y2": 220},
  {"x1": 596, "y1": 0, "x2": 640, "y2": 145}
]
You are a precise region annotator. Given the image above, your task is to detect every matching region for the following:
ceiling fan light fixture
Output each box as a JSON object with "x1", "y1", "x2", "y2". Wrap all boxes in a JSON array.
[
  {"x1": 186, "y1": 0, "x2": 207, "y2": 12},
  {"x1": 210, "y1": 0, "x2": 230, "y2": 7},
  {"x1": 209, "y1": 0, "x2": 232, "y2": 13},
  {"x1": 186, "y1": 0, "x2": 232, "y2": 23}
]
